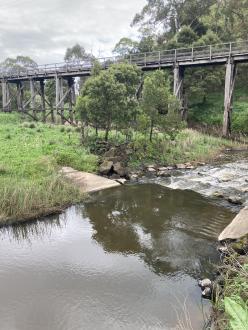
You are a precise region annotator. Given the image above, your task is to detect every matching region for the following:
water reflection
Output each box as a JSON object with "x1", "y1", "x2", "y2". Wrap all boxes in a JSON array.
[
  {"x1": 0, "y1": 213, "x2": 66, "y2": 244},
  {"x1": 83, "y1": 184, "x2": 233, "y2": 278},
  {"x1": 0, "y1": 184, "x2": 234, "y2": 330}
]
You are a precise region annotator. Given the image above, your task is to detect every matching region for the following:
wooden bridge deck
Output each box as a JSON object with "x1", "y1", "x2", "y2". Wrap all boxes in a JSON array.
[{"x1": 2, "y1": 40, "x2": 248, "y2": 82}]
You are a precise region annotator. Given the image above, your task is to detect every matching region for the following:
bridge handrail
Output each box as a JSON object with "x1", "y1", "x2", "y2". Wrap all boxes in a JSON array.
[{"x1": 1, "y1": 40, "x2": 248, "y2": 79}]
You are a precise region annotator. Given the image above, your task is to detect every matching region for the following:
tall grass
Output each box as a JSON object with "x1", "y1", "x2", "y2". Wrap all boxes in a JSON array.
[
  {"x1": 213, "y1": 246, "x2": 248, "y2": 329},
  {"x1": 0, "y1": 175, "x2": 83, "y2": 224},
  {"x1": 129, "y1": 128, "x2": 240, "y2": 167},
  {"x1": 0, "y1": 113, "x2": 97, "y2": 225}
]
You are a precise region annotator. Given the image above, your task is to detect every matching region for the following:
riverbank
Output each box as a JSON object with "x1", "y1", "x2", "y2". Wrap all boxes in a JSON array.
[
  {"x1": 212, "y1": 236, "x2": 248, "y2": 329},
  {"x1": 0, "y1": 113, "x2": 98, "y2": 225},
  {"x1": 0, "y1": 112, "x2": 245, "y2": 226}
]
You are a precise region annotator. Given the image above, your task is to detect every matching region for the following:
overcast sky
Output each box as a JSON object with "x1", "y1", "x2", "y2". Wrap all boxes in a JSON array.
[{"x1": 0, "y1": 0, "x2": 146, "y2": 64}]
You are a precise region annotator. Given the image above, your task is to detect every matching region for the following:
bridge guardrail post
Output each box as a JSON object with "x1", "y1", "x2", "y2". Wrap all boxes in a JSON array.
[
  {"x1": 210, "y1": 45, "x2": 212, "y2": 60},
  {"x1": 191, "y1": 47, "x2": 194, "y2": 61}
]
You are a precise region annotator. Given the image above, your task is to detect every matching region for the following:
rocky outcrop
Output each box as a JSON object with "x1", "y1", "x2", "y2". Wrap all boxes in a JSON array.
[
  {"x1": 218, "y1": 207, "x2": 248, "y2": 241},
  {"x1": 99, "y1": 160, "x2": 114, "y2": 176},
  {"x1": 99, "y1": 144, "x2": 130, "y2": 179}
]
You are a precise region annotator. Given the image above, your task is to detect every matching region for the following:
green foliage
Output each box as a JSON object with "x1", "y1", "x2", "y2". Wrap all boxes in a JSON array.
[
  {"x1": 77, "y1": 63, "x2": 141, "y2": 141},
  {"x1": 177, "y1": 26, "x2": 198, "y2": 47},
  {"x1": 142, "y1": 70, "x2": 180, "y2": 140},
  {"x1": 113, "y1": 37, "x2": 138, "y2": 56},
  {"x1": 128, "y1": 128, "x2": 235, "y2": 166},
  {"x1": 0, "y1": 56, "x2": 37, "y2": 74},
  {"x1": 64, "y1": 43, "x2": 93, "y2": 62},
  {"x1": 224, "y1": 297, "x2": 248, "y2": 330}
]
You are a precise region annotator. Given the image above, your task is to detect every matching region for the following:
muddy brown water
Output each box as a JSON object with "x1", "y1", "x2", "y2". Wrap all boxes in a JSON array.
[{"x1": 0, "y1": 184, "x2": 234, "y2": 330}]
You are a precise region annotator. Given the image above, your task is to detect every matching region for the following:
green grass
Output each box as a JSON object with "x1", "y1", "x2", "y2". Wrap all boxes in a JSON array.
[
  {"x1": 188, "y1": 87, "x2": 248, "y2": 134},
  {"x1": 214, "y1": 249, "x2": 248, "y2": 329},
  {"x1": 128, "y1": 129, "x2": 240, "y2": 167},
  {"x1": 0, "y1": 113, "x2": 98, "y2": 224},
  {"x1": 0, "y1": 112, "x2": 243, "y2": 223}
]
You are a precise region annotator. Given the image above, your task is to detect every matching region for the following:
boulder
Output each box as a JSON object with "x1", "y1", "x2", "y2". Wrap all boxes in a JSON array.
[
  {"x1": 103, "y1": 148, "x2": 116, "y2": 158},
  {"x1": 158, "y1": 167, "x2": 168, "y2": 172},
  {"x1": 227, "y1": 196, "x2": 243, "y2": 205},
  {"x1": 157, "y1": 170, "x2": 171, "y2": 177},
  {"x1": 147, "y1": 167, "x2": 157, "y2": 173},
  {"x1": 113, "y1": 162, "x2": 127, "y2": 177},
  {"x1": 185, "y1": 163, "x2": 195, "y2": 169},
  {"x1": 213, "y1": 191, "x2": 224, "y2": 198},
  {"x1": 99, "y1": 160, "x2": 113, "y2": 176},
  {"x1": 240, "y1": 186, "x2": 248, "y2": 193},
  {"x1": 218, "y1": 173, "x2": 235, "y2": 182},
  {"x1": 198, "y1": 278, "x2": 212, "y2": 289},
  {"x1": 218, "y1": 207, "x2": 248, "y2": 241},
  {"x1": 202, "y1": 287, "x2": 212, "y2": 299},
  {"x1": 130, "y1": 174, "x2": 139, "y2": 181},
  {"x1": 176, "y1": 164, "x2": 186, "y2": 169}
]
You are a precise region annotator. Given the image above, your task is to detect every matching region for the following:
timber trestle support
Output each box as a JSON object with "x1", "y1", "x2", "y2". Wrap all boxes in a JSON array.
[
  {"x1": 1, "y1": 76, "x2": 76, "y2": 124},
  {"x1": 1, "y1": 39, "x2": 247, "y2": 133}
]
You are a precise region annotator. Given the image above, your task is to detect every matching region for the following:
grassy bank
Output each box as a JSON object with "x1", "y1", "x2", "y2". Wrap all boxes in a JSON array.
[
  {"x1": 189, "y1": 87, "x2": 248, "y2": 135},
  {"x1": 83, "y1": 127, "x2": 241, "y2": 168},
  {"x1": 0, "y1": 112, "x2": 244, "y2": 224},
  {"x1": 0, "y1": 113, "x2": 98, "y2": 224},
  {"x1": 213, "y1": 243, "x2": 248, "y2": 329},
  {"x1": 129, "y1": 129, "x2": 240, "y2": 167}
]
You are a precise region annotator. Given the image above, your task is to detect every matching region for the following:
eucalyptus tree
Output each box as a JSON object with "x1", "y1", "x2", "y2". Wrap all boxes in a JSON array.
[{"x1": 142, "y1": 70, "x2": 179, "y2": 141}]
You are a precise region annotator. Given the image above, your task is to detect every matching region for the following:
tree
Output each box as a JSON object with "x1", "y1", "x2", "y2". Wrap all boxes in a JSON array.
[
  {"x1": 109, "y1": 63, "x2": 142, "y2": 131},
  {"x1": 132, "y1": 0, "x2": 214, "y2": 39},
  {"x1": 142, "y1": 70, "x2": 179, "y2": 141},
  {"x1": 177, "y1": 25, "x2": 198, "y2": 46},
  {"x1": 113, "y1": 38, "x2": 139, "y2": 56},
  {"x1": 0, "y1": 56, "x2": 37, "y2": 75},
  {"x1": 76, "y1": 70, "x2": 126, "y2": 141},
  {"x1": 64, "y1": 44, "x2": 93, "y2": 62}
]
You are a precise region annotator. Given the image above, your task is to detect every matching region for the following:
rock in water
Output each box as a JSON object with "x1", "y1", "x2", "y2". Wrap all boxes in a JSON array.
[
  {"x1": 198, "y1": 278, "x2": 212, "y2": 289},
  {"x1": 227, "y1": 196, "x2": 243, "y2": 205},
  {"x1": 176, "y1": 164, "x2": 186, "y2": 169},
  {"x1": 218, "y1": 207, "x2": 248, "y2": 241},
  {"x1": 99, "y1": 160, "x2": 113, "y2": 176},
  {"x1": 202, "y1": 287, "x2": 212, "y2": 299}
]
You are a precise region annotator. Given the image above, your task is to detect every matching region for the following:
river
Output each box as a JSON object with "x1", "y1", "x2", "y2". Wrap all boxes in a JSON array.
[{"x1": 0, "y1": 183, "x2": 234, "y2": 330}]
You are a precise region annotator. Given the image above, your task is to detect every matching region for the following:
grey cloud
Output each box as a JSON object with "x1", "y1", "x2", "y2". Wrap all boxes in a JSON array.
[{"x1": 0, "y1": 0, "x2": 146, "y2": 64}]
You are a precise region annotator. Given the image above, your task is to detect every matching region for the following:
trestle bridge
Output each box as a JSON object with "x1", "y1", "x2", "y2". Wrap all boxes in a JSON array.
[{"x1": 1, "y1": 40, "x2": 248, "y2": 136}]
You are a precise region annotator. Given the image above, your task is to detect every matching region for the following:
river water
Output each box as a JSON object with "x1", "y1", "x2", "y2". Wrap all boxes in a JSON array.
[{"x1": 0, "y1": 184, "x2": 234, "y2": 330}]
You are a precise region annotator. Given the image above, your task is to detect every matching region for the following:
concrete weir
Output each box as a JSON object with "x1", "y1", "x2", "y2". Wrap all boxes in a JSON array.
[
  {"x1": 218, "y1": 207, "x2": 248, "y2": 241},
  {"x1": 61, "y1": 167, "x2": 120, "y2": 193}
]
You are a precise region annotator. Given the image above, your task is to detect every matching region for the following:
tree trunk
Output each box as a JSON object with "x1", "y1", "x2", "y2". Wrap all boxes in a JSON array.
[
  {"x1": 149, "y1": 120, "x2": 154, "y2": 142},
  {"x1": 105, "y1": 128, "x2": 109, "y2": 141}
]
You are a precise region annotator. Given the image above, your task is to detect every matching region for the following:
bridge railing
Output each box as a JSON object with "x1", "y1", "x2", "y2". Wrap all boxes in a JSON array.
[{"x1": 1, "y1": 40, "x2": 248, "y2": 79}]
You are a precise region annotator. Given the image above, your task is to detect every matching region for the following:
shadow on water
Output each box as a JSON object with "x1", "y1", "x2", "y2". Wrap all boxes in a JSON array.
[{"x1": 82, "y1": 184, "x2": 233, "y2": 279}]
